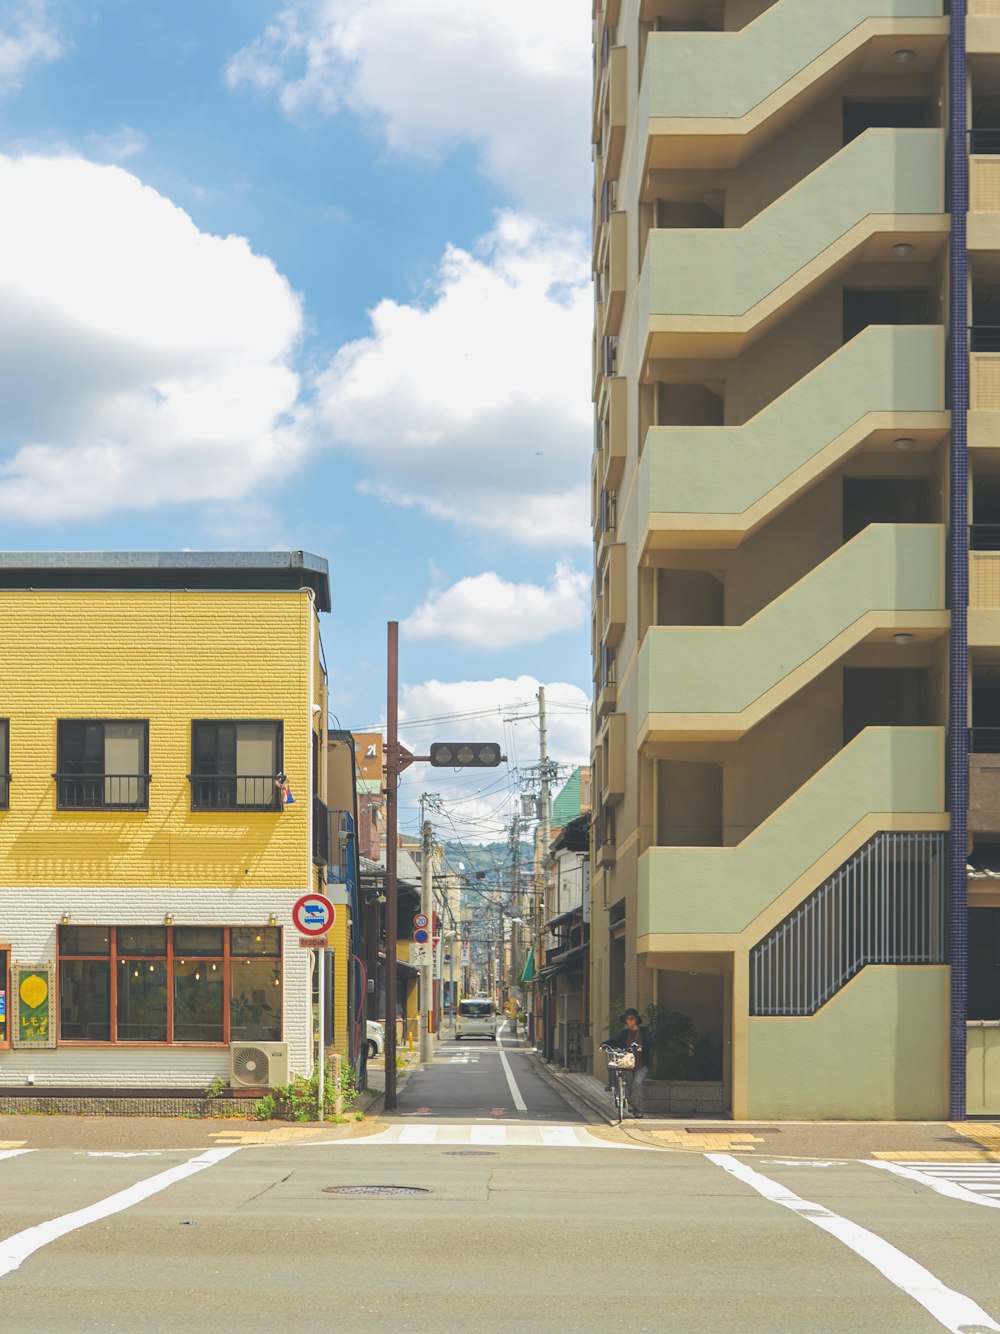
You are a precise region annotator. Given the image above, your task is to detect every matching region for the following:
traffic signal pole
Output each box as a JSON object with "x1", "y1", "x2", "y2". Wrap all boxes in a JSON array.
[{"x1": 384, "y1": 622, "x2": 400, "y2": 1110}]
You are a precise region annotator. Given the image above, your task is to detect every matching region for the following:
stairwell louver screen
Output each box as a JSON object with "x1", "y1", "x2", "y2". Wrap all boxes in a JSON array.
[{"x1": 749, "y1": 832, "x2": 946, "y2": 1016}]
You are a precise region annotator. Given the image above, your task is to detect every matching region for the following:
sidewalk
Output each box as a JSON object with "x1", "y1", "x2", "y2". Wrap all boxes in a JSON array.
[{"x1": 527, "y1": 1050, "x2": 1000, "y2": 1161}]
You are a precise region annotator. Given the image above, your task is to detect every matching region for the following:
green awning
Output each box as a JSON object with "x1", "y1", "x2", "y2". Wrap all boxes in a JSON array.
[{"x1": 520, "y1": 946, "x2": 536, "y2": 983}]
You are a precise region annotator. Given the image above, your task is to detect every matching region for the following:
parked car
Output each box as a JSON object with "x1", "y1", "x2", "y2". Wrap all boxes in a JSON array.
[{"x1": 365, "y1": 1020, "x2": 385, "y2": 1059}]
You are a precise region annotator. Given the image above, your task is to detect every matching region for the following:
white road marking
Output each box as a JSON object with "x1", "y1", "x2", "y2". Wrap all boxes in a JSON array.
[
  {"x1": 397, "y1": 1126, "x2": 439, "y2": 1145},
  {"x1": 708, "y1": 1153, "x2": 1000, "y2": 1334},
  {"x1": 0, "y1": 1146, "x2": 240, "y2": 1281},
  {"x1": 494, "y1": 1021, "x2": 527, "y2": 1113},
  {"x1": 869, "y1": 1160, "x2": 1000, "y2": 1210},
  {"x1": 0, "y1": 1150, "x2": 32, "y2": 1163},
  {"x1": 470, "y1": 1125, "x2": 506, "y2": 1145},
  {"x1": 329, "y1": 1122, "x2": 646, "y2": 1149}
]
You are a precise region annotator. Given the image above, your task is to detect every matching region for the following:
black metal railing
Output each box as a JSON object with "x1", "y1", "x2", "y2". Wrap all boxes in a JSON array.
[
  {"x1": 188, "y1": 774, "x2": 279, "y2": 812},
  {"x1": 313, "y1": 794, "x2": 330, "y2": 865},
  {"x1": 54, "y1": 773, "x2": 150, "y2": 811},
  {"x1": 970, "y1": 727, "x2": 1000, "y2": 754},
  {"x1": 0, "y1": 772, "x2": 10, "y2": 809},
  {"x1": 970, "y1": 325, "x2": 1000, "y2": 353},
  {"x1": 970, "y1": 524, "x2": 1000, "y2": 551},
  {"x1": 971, "y1": 128, "x2": 1000, "y2": 156}
]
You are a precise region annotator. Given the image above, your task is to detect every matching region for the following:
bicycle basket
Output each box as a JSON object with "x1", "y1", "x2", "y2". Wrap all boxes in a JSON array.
[{"x1": 607, "y1": 1051, "x2": 635, "y2": 1070}]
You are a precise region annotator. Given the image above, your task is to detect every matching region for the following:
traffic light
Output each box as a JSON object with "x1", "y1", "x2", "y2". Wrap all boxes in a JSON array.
[{"x1": 429, "y1": 742, "x2": 504, "y2": 768}]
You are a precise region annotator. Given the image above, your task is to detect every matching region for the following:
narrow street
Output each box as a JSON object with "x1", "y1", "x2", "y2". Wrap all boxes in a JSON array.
[{"x1": 2, "y1": 1033, "x2": 1000, "y2": 1330}]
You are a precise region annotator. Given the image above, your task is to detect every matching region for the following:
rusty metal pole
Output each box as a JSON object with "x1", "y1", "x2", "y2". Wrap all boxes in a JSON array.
[{"x1": 384, "y1": 622, "x2": 399, "y2": 1110}]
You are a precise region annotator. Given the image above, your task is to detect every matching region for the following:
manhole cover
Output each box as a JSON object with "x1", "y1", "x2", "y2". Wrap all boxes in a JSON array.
[
  {"x1": 322, "y1": 1185, "x2": 430, "y2": 1197},
  {"x1": 442, "y1": 1150, "x2": 497, "y2": 1157}
]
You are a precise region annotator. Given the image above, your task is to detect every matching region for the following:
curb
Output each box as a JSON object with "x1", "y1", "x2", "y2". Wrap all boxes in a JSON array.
[{"x1": 522, "y1": 1049, "x2": 609, "y2": 1125}]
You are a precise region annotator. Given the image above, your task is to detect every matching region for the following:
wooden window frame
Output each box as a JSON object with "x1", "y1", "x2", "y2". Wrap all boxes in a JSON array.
[{"x1": 57, "y1": 926, "x2": 282, "y2": 1046}]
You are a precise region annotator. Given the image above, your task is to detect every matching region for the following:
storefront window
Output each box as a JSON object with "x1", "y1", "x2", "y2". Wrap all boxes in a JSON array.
[{"x1": 57, "y1": 925, "x2": 282, "y2": 1044}]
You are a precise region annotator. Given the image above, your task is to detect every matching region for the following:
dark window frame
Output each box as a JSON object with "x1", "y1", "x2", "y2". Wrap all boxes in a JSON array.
[
  {"x1": 189, "y1": 719, "x2": 284, "y2": 812},
  {"x1": 57, "y1": 926, "x2": 282, "y2": 1046},
  {"x1": 0, "y1": 719, "x2": 8, "y2": 810},
  {"x1": 54, "y1": 718, "x2": 150, "y2": 811}
]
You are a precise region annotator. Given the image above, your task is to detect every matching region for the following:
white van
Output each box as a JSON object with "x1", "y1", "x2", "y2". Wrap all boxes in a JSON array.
[{"x1": 455, "y1": 998, "x2": 498, "y2": 1040}]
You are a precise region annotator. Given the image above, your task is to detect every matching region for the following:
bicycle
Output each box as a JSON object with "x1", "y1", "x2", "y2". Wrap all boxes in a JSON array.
[{"x1": 599, "y1": 1040, "x2": 639, "y2": 1124}]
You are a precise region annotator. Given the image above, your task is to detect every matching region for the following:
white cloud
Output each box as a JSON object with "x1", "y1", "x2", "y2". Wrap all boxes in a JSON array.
[
  {"x1": 86, "y1": 126, "x2": 148, "y2": 162},
  {"x1": 395, "y1": 675, "x2": 591, "y2": 843},
  {"x1": 0, "y1": 0, "x2": 63, "y2": 94},
  {"x1": 225, "y1": 0, "x2": 590, "y2": 217},
  {"x1": 403, "y1": 561, "x2": 589, "y2": 648},
  {"x1": 313, "y1": 212, "x2": 592, "y2": 548},
  {"x1": 0, "y1": 154, "x2": 307, "y2": 521}
]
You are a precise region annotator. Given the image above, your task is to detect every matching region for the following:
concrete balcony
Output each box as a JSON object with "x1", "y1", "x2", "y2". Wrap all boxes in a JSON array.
[
  {"x1": 639, "y1": 129, "x2": 946, "y2": 360},
  {"x1": 640, "y1": 0, "x2": 946, "y2": 171},
  {"x1": 638, "y1": 524, "x2": 947, "y2": 743},
  {"x1": 639, "y1": 325, "x2": 947, "y2": 551},
  {"x1": 636, "y1": 726, "x2": 946, "y2": 944}
]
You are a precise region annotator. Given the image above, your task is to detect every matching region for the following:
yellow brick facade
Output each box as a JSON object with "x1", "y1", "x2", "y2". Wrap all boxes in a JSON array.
[{"x1": 0, "y1": 588, "x2": 317, "y2": 890}]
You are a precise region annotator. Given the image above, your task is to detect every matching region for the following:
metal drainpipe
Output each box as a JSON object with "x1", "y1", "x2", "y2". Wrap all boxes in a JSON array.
[{"x1": 948, "y1": 0, "x2": 969, "y2": 1122}]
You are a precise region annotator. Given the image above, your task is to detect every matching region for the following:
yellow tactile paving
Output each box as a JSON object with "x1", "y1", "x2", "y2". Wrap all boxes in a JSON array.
[
  {"x1": 648, "y1": 1131, "x2": 764, "y2": 1152},
  {"x1": 950, "y1": 1122, "x2": 1000, "y2": 1149},
  {"x1": 209, "y1": 1127, "x2": 345, "y2": 1145},
  {"x1": 0, "y1": 1140, "x2": 27, "y2": 1149}
]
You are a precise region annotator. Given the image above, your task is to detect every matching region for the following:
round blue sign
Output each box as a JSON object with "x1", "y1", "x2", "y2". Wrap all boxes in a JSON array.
[{"x1": 413, "y1": 927, "x2": 430, "y2": 944}]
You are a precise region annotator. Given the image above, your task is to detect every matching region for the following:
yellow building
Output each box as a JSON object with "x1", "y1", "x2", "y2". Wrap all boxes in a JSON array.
[
  {"x1": 0, "y1": 551, "x2": 332, "y2": 1090},
  {"x1": 590, "y1": 1, "x2": 1000, "y2": 1119}
]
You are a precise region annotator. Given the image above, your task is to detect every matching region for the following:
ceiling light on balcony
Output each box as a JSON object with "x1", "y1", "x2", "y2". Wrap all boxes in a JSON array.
[
  {"x1": 894, "y1": 437, "x2": 916, "y2": 450},
  {"x1": 893, "y1": 633, "x2": 915, "y2": 645},
  {"x1": 893, "y1": 49, "x2": 916, "y2": 64},
  {"x1": 893, "y1": 242, "x2": 915, "y2": 257}
]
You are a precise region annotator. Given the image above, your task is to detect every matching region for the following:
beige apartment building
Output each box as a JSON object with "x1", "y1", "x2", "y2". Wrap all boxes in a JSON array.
[{"x1": 590, "y1": 0, "x2": 1000, "y2": 1119}]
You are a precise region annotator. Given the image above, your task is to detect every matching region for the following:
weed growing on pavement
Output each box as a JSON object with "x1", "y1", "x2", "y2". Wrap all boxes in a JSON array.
[
  {"x1": 251, "y1": 1059, "x2": 358, "y2": 1122},
  {"x1": 205, "y1": 1076, "x2": 227, "y2": 1101}
]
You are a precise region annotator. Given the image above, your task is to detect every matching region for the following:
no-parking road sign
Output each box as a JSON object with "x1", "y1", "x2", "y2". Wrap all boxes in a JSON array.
[{"x1": 292, "y1": 893, "x2": 336, "y2": 936}]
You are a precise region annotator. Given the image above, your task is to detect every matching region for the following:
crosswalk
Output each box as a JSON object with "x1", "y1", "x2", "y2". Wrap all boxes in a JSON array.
[
  {"x1": 870, "y1": 1158, "x2": 1000, "y2": 1209},
  {"x1": 342, "y1": 1121, "x2": 631, "y2": 1149}
]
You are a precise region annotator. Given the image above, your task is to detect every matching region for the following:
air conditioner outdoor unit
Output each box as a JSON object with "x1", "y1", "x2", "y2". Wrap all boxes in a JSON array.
[{"x1": 229, "y1": 1041, "x2": 290, "y2": 1089}]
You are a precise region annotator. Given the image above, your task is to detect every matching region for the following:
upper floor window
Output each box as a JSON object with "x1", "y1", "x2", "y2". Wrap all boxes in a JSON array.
[
  {"x1": 0, "y1": 719, "x2": 8, "y2": 810},
  {"x1": 56, "y1": 720, "x2": 149, "y2": 810},
  {"x1": 190, "y1": 720, "x2": 283, "y2": 812}
]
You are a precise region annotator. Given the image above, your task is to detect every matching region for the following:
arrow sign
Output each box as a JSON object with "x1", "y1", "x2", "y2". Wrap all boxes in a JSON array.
[{"x1": 292, "y1": 893, "x2": 336, "y2": 936}]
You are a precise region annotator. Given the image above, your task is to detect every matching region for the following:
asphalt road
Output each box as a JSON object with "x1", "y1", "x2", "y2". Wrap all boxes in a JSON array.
[{"x1": 3, "y1": 1029, "x2": 1000, "y2": 1332}]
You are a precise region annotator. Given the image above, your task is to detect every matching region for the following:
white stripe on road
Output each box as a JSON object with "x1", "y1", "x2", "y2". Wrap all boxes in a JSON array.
[
  {"x1": 869, "y1": 1160, "x2": 1000, "y2": 1210},
  {"x1": 469, "y1": 1125, "x2": 506, "y2": 1145},
  {"x1": 397, "y1": 1126, "x2": 439, "y2": 1145},
  {"x1": 0, "y1": 1146, "x2": 240, "y2": 1281},
  {"x1": 0, "y1": 1150, "x2": 32, "y2": 1163},
  {"x1": 495, "y1": 1022, "x2": 527, "y2": 1113},
  {"x1": 708, "y1": 1153, "x2": 1000, "y2": 1334}
]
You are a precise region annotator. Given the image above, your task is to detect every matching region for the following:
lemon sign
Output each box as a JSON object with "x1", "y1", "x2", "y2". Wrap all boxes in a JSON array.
[{"x1": 14, "y1": 966, "x2": 52, "y2": 1046}]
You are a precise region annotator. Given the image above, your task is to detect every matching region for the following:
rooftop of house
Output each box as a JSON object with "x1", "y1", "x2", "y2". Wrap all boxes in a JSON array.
[{"x1": 0, "y1": 550, "x2": 331, "y2": 612}]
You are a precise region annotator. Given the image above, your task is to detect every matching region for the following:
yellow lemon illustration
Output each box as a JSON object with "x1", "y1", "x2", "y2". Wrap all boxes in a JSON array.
[{"x1": 19, "y1": 974, "x2": 47, "y2": 1010}]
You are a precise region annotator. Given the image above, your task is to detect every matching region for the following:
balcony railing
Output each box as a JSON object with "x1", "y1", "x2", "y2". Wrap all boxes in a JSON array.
[
  {"x1": 970, "y1": 325, "x2": 1000, "y2": 353},
  {"x1": 188, "y1": 774, "x2": 280, "y2": 812},
  {"x1": 54, "y1": 773, "x2": 150, "y2": 811},
  {"x1": 313, "y1": 794, "x2": 330, "y2": 866},
  {"x1": 970, "y1": 728, "x2": 1000, "y2": 754}
]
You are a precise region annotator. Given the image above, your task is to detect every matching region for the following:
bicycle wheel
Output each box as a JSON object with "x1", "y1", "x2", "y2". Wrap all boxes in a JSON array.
[{"x1": 616, "y1": 1073, "x2": 626, "y2": 1124}]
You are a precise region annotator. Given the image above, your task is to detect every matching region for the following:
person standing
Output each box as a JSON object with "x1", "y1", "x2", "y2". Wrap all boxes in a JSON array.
[{"x1": 612, "y1": 1007, "x2": 651, "y2": 1118}]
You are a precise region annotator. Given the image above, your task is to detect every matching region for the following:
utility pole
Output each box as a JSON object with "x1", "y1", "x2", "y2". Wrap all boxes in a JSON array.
[
  {"x1": 532, "y1": 685, "x2": 552, "y2": 1048},
  {"x1": 420, "y1": 800, "x2": 434, "y2": 1063}
]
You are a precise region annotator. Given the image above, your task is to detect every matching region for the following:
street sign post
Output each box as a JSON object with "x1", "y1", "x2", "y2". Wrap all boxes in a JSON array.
[
  {"x1": 292, "y1": 893, "x2": 336, "y2": 936},
  {"x1": 291, "y1": 893, "x2": 336, "y2": 1121}
]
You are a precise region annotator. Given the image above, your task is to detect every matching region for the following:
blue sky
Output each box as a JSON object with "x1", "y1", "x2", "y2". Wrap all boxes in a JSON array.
[{"x1": 0, "y1": 0, "x2": 593, "y2": 839}]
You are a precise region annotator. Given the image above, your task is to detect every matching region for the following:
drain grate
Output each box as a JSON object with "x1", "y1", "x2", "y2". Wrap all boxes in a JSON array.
[
  {"x1": 322, "y1": 1185, "x2": 430, "y2": 1197},
  {"x1": 442, "y1": 1150, "x2": 497, "y2": 1157}
]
